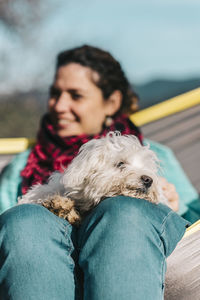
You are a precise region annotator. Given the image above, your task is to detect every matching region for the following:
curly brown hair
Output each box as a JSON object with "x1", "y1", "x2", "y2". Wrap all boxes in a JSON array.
[{"x1": 56, "y1": 45, "x2": 139, "y2": 115}]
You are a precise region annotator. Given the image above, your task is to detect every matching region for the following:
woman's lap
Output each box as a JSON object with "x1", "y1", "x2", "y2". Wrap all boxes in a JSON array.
[{"x1": 0, "y1": 197, "x2": 188, "y2": 300}]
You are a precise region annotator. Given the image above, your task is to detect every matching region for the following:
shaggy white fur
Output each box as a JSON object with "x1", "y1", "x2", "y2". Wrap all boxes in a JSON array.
[{"x1": 19, "y1": 131, "x2": 167, "y2": 225}]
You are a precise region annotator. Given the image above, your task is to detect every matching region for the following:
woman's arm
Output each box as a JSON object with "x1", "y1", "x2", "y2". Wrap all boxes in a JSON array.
[{"x1": 0, "y1": 149, "x2": 30, "y2": 214}]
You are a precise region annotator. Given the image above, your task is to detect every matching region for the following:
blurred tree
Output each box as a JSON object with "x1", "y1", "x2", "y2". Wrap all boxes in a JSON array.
[
  {"x1": 0, "y1": 0, "x2": 53, "y2": 37},
  {"x1": 0, "y1": 0, "x2": 60, "y2": 94}
]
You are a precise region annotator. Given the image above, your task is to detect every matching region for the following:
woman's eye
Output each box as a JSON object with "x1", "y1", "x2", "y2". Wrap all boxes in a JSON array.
[
  {"x1": 116, "y1": 161, "x2": 125, "y2": 168},
  {"x1": 72, "y1": 93, "x2": 82, "y2": 100}
]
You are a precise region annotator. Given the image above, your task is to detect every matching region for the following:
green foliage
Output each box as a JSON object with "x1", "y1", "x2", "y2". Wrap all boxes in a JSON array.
[{"x1": 0, "y1": 91, "x2": 46, "y2": 138}]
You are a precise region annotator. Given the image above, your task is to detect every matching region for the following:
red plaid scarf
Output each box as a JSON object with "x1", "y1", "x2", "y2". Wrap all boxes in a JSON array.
[{"x1": 21, "y1": 113, "x2": 143, "y2": 194}]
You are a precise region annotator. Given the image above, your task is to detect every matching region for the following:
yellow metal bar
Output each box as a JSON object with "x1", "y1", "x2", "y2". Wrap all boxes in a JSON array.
[
  {"x1": 184, "y1": 220, "x2": 200, "y2": 238},
  {"x1": 130, "y1": 87, "x2": 200, "y2": 126},
  {"x1": 0, "y1": 138, "x2": 35, "y2": 154}
]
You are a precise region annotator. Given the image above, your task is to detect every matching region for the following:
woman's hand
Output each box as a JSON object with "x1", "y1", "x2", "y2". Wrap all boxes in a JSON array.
[{"x1": 159, "y1": 177, "x2": 179, "y2": 212}]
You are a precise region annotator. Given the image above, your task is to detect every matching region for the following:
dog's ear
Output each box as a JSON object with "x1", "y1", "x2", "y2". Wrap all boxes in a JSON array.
[
  {"x1": 105, "y1": 132, "x2": 123, "y2": 152},
  {"x1": 61, "y1": 140, "x2": 99, "y2": 188}
]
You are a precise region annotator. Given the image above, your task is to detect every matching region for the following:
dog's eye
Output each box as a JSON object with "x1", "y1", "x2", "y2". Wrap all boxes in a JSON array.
[{"x1": 116, "y1": 161, "x2": 125, "y2": 168}]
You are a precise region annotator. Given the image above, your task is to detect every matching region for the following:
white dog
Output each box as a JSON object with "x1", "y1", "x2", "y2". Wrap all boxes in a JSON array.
[{"x1": 19, "y1": 132, "x2": 167, "y2": 225}]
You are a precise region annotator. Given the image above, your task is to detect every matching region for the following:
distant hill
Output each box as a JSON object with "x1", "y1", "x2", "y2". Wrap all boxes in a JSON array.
[
  {"x1": 0, "y1": 78, "x2": 200, "y2": 138},
  {"x1": 134, "y1": 78, "x2": 200, "y2": 109}
]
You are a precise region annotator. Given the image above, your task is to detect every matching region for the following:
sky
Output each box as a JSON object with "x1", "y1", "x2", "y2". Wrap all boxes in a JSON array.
[{"x1": 0, "y1": 0, "x2": 200, "y2": 94}]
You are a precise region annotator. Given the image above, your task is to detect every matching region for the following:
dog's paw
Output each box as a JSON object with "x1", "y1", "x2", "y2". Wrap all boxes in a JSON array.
[
  {"x1": 42, "y1": 195, "x2": 81, "y2": 226},
  {"x1": 67, "y1": 208, "x2": 82, "y2": 226}
]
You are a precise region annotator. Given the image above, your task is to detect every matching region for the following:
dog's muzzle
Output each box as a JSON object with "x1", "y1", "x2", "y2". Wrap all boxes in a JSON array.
[{"x1": 141, "y1": 175, "x2": 153, "y2": 188}]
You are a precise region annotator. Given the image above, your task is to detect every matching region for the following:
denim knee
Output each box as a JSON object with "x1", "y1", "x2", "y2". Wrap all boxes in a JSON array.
[
  {"x1": 78, "y1": 196, "x2": 188, "y2": 300},
  {"x1": 92, "y1": 195, "x2": 155, "y2": 227},
  {"x1": 80, "y1": 196, "x2": 163, "y2": 244},
  {"x1": 0, "y1": 204, "x2": 68, "y2": 260},
  {"x1": 83, "y1": 196, "x2": 188, "y2": 257},
  {"x1": 0, "y1": 205, "x2": 79, "y2": 300},
  {"x1": 79, "y1": 196, "x2": 164, "y2": 252}
]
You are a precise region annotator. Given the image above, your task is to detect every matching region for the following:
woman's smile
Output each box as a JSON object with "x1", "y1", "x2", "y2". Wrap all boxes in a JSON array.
[{"x1": 48, "y1": 63, "x2": 116, "y2": 137}]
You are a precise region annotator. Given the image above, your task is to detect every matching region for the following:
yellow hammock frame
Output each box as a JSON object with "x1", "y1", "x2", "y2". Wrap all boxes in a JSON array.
[{"x1": 184, "y1": 220, "x2": 200, "y2": 238}]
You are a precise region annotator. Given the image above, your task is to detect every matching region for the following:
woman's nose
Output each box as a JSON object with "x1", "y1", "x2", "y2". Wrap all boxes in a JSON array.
[{"x1": 54, "y1": 92, "x2": 72, "y2": 113}]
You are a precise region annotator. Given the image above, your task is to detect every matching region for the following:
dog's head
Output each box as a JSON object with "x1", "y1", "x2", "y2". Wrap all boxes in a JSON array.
[{"x1": 62, "y1": 131, "x2": 161, "y2": 210}]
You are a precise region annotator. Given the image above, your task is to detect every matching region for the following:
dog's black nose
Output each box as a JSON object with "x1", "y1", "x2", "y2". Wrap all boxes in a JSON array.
[{"x1": 141, "y1": 175, "x2": 153, "y2": 188}]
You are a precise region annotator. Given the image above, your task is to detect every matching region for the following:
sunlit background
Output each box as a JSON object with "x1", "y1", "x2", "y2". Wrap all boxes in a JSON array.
[{"x1": 0, "y1": 0, "x2": 200, "y2": 137}]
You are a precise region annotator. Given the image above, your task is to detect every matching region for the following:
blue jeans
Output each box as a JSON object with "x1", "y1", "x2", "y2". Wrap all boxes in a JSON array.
[{"x1": 0, "y1": 196, "x2": 188, "y2": 300}]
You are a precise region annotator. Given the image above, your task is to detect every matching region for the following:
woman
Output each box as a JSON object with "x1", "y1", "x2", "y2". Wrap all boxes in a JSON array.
[
  {"x1": 0, "y1": 45, "x2": 178, "y2": 210},
  {"x1": 0, "y1": 45, "x2": 187, "y2": 299},
  {"x1": 20, "y1": 45, "x2": 143, "y2": 194}
]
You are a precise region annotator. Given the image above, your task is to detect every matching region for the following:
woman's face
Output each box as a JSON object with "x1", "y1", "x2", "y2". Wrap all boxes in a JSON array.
[{"x1": 48, "y1": 63, "x2": 115, "y2": 137}]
